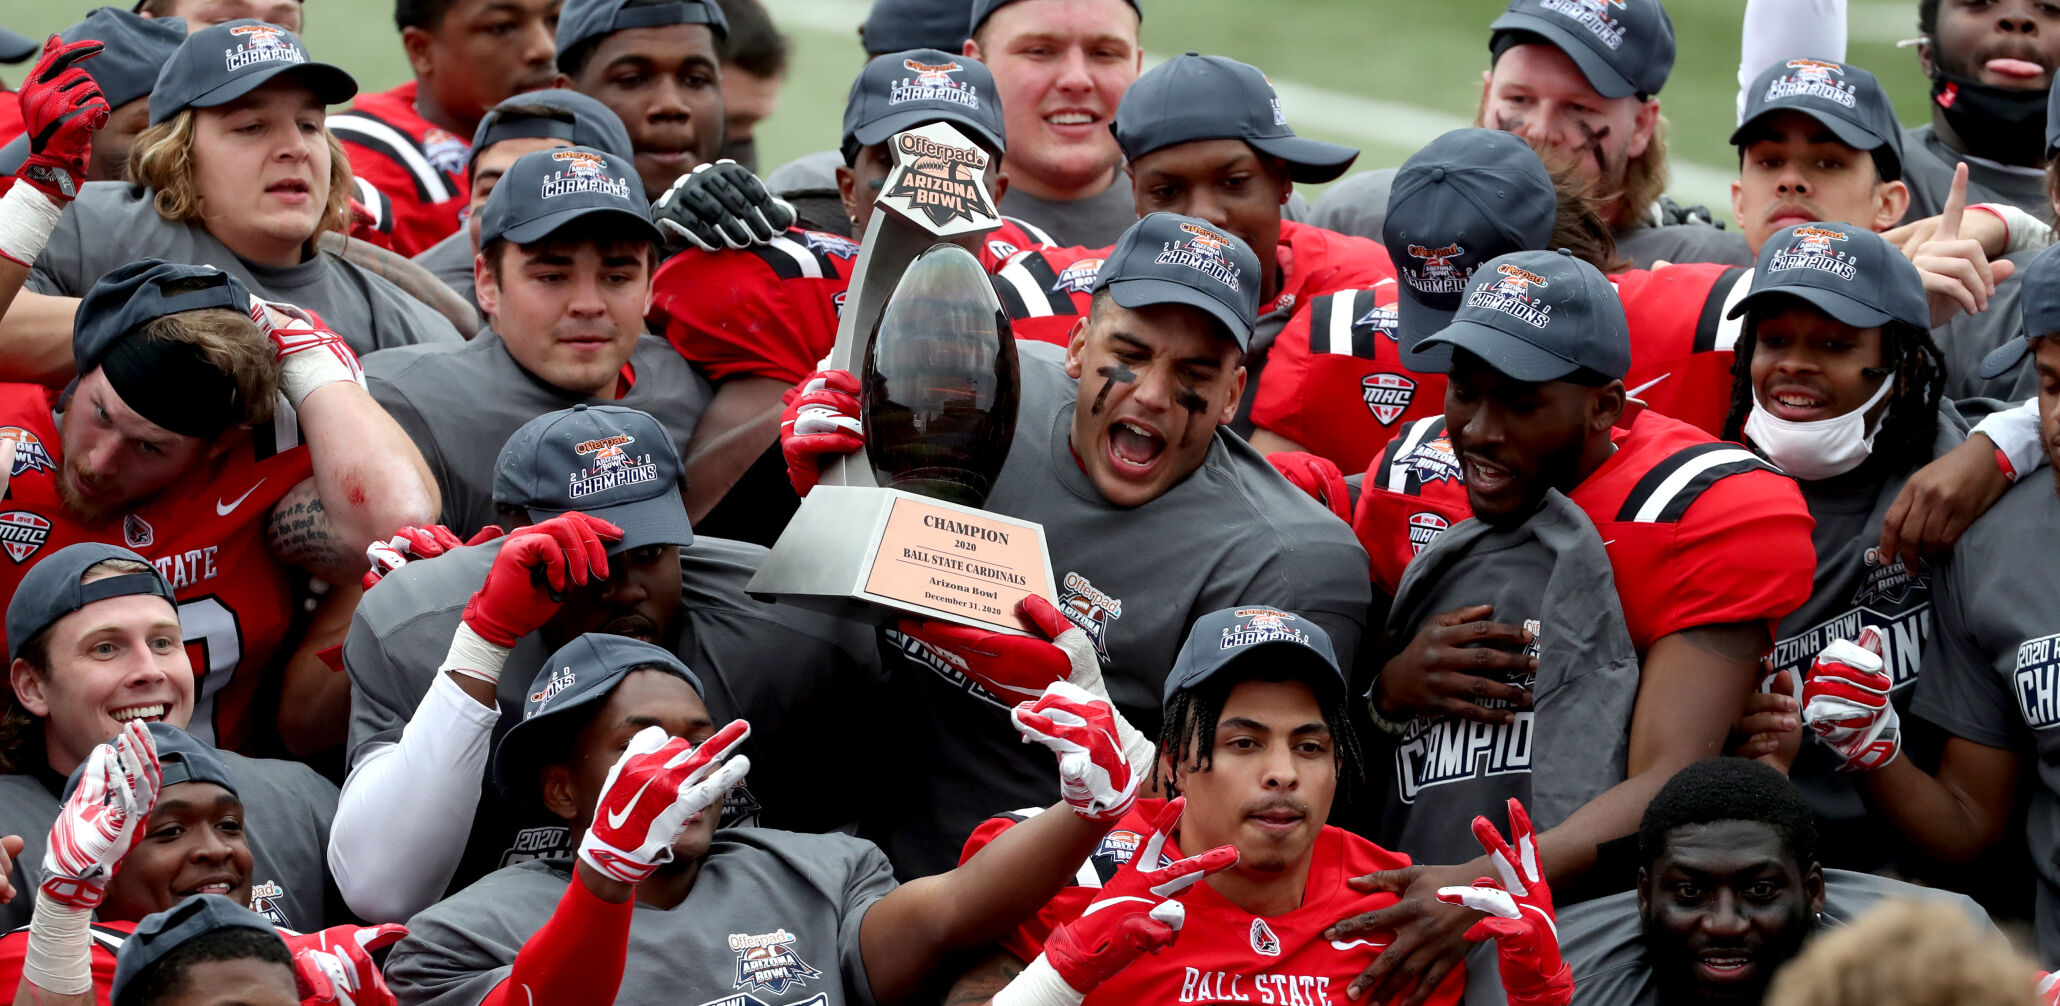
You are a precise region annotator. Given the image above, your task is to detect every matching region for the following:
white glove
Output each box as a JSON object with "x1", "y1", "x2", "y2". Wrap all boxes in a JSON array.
[
  {"x1": 252, "y1": 299, "x2": 366, "y2": 409},
  {"x1": 577, "y1": 722, "x2": 751, "y2": 885}
]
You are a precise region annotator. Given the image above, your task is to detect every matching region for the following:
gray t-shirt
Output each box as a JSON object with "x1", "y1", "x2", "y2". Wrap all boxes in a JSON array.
[
  {"x1": 868, "y1": 341, "x2": 1372, "y2": 876},
  {"x1": 412, "y1": 230, "x2": 478, "y2": 318},
  {"x1": 0, "y1": 751, "x2": 337, "y2": 932},
  {"x1": 1770, "y1": 413, "x2": 1965, "y2": 861},
  {"x1": 364, "y1": 331, "x2": 713, "y2": 538},
  {"x1": 1935, "y1": 258, "x2": 2043, "y2": 403},
  {"x1": 1912, "y1": 468, "x2": 2060, "y2": 965},
  {"x1": 1899, "y1": 124, "x2": 2051, "y2": 224},
  {"x1": 1306, "y1": 167, "x2": 1753, "y2": 269},
  {"x1": 386, "y1": 830, "x2": 894, "y2": 1006},
  {"x1": 28, "y1": 183, "x2": 464, "y2": 356},
  {"x1": 999, "y1": 174, "x2": 1137, "y2": 249},
  {"x1": 1516, "y1": 869, "x2": 1992, "y2": 1006},
  {"x1": 343, "y1": 535, "x2": 883, "y2": 896},
  {"x1": 1379, "y1": 491, "x2": 1639, "y2": 860}
]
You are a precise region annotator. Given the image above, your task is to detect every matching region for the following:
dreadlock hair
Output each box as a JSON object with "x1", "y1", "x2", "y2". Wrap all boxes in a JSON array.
[
  {"x1": 1720, "y1": 297, "x2": 1946, "y2": 477},
  {"x1": 1158, "y1": 659, "x2": 1364, "y2": 800}
]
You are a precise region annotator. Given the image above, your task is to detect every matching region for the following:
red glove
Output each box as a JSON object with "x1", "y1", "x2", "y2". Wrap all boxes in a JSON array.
[
  {"x1": 16, "y1": 36, "x2": 108, "y2": 203},
  {"x1": 1011, "y1": 681, "x2": 1139, "y2": 822},
  {"x1": 2037, "y1": 970, "x2": 2058, "y2": 1006},
  {"x1": 41, "y1": 721, "x2": 160, "y2": 909},
  {"x1": 1043, "y1": 798, "x2": 1239, "y2": 993},
  {"x1": 780, "y1": 369, "x2": 862, "y2": 496},
  {"x1": 579, "y1": 721, "x2": 751, "y2": 885},
  {"x1": 461, "y1": 514, "x2": 621, "y2": 647},
  {"x1": 1435, "y1": 799, "x2": 1571, "y2": 1006},
  {"x1": 363, "y1": 525, "x2": 506, "y2": 590},
  {"x1": 1801, "y1": 627, "x2": 1901, "y2": 772},
  {"x1": 1267, "y1": 450, "x2": 1351, "y2": 522},
  {"x1": 287, "y1": 923, "x2": 408, "y2": 1006}
]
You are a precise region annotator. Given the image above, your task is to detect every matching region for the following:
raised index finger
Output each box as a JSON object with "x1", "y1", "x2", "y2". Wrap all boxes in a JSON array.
[{"x1": 1938, "y1": 162, "x2": 1970, "y2": 242}]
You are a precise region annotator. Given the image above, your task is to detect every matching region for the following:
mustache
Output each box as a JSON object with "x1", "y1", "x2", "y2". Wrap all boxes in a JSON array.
[{"x1": 1241, "y1": 795, "x2": 1310, "y2": 818}]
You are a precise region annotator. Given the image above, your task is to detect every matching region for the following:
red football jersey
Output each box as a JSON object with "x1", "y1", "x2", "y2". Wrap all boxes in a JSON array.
[
  {"x1": 0, "y1": 92, "x2": 22, "y2": 153},
  {"x1": 328, "y1": 82, "x2": 471, "y2": 256},
  {"x1": 0, "y1": 385, "x2": 313, "y2": 751},
  {"x1": 0, "y1": 920, "x2": 130, "y2": 1006},
  {"x1": 650, "y1": 221, "x2": 1048, "y2": 384},
  {"x1": 1255, "y1": 264, "x2": 1751, "y2": 473},
  {"x1": 959, "y1": 801, "x2": 1465, "y2": 1006},
  {"x1": 991, "y1": 220, "x2": 1397, "y2": 348},
  {"x1": 1352, "y1": 409, "x2": 1815, "y2": 653}
]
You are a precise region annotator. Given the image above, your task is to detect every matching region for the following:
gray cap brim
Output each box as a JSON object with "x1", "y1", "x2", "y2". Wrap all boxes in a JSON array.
[
  {"x1": 0, "y1": 28, "x2": 37, "y2": 63},
  {"x1": 527, "y1": 483, "x2": 693, "y2": 555},
  {"x1": 1980, "y1": 336, "x2": 2034, "y2": 380},
  {"x1": 852, "y1": 109, "x2": 1005, "y2": 156},
  {"x1": 163, "y1": 60, "x2": 357, "y2": 124},
  {"x1": 1248, "y1": 133, "x2": 1358, "y2": 184},
  {"x1": 1106, "y1": 276, "x2": 1251, "y2": 350},
  {"x1": 498, "y1": 204, "x2": 663, "y2": 246},
  {"x1": 1416, "y1": 318, "x2": 1584, "y2": 382},
  {"x1": 1726, "y1": 286, "x2": 1894, "y2": 330},
  {"x1": 1729, "y1": 105, "x2": 1885, "y2": 154},
  {"x1": 1492, "y1": 14, "x2": 1639, "y2": 99}
]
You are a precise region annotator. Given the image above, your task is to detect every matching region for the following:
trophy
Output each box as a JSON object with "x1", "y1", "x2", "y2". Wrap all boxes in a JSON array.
[{"x1": 747, "y1": 121, "x2": 1057, "y2": 634}]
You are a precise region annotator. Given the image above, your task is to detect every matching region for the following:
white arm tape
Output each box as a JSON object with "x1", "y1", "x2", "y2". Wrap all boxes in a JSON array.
[
  {"x1": 1995, "y1": 203, "x2": 2057, "y2": 255},
  {"x1": 21, "y1": 890, "x2": 93, "y2": 996},
  {"x1": 0, "y1": 183, "x2": 63, "y2": 270},
  {"x1": 328, "y1": 672, "x2": 499, "y2": 922},
  {"x1": 991, "y1": 954, "x2": 1087, "y2": 1006},
  {"x1": 1974, "y1": 397, "x2": 2046, "y2": 477}
]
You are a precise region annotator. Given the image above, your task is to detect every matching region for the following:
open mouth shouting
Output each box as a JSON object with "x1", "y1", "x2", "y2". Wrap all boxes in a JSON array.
[{"x1": 1106, "y1": 418, "x2": 1167, "y2": 478}]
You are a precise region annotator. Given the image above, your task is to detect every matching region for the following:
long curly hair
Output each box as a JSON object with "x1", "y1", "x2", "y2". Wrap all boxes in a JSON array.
[{"x1": 128, "y1": 107, "x2": 354, "y2": 248}]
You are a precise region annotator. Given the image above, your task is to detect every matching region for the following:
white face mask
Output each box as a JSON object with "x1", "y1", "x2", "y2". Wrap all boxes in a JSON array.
[{"x1": 1744, "y1": 376, "x2": 1895, "y2": 481}]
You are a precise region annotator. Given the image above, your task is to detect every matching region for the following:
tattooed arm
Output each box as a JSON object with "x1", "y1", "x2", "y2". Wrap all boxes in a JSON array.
[
  {"x1": 944, "y1": 949, "x2": 1029, "y2": 1006},
  {"x1": 266, "y1": 381, "x2": 439, "y2": 586}
]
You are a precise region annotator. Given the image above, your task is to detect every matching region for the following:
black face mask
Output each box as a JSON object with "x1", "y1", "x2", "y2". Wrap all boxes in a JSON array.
[{"x1": 1931, "y1": 72, "x2": 2050, "y2": 165}]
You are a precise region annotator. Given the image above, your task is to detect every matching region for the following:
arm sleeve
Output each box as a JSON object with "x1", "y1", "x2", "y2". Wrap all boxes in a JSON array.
[
  {"x1": 327, "y1": 672, "x2": 497, "y2": 923},
  {"x1": 1653, "y1": 473, "x2": 1818, "y2": 642},
  {"x1": 1973, "y1": 398, "x2": 2047, "y2": 476},
  {"x1": 478, "y1": 871, "x2": 633, "y2": 1006},
  {"x1": 1738, "y1": 0, "x2": 1848, "y2": 123}
]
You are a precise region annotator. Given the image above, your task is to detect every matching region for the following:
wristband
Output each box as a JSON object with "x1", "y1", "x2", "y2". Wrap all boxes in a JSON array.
[
  {"x1": 21, "y1": 889, "x2": 93, "y2": 996},
  {"x1": 278, "y1": 345, "x2": 365, "y2": 410},
  {"x1": 0, "y1": 182, "x2": 64, "y2": 270},
  {"x1": 1997, "y1": 447, "x2": 2019, "y2": 483},
  {"x1": 1363, "y1": 685, "x2": 1413, "y2": 737},
  {"x1": 992, "y1": 954, "x2": 1089, "y2": 1006},
  {"x1": 440, "y1": 623, "x2": 512, "y2": 689}
]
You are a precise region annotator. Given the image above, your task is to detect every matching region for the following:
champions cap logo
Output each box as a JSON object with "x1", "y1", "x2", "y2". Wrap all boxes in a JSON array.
[
  {"x1": 1538, "y1": 0, "x2": 1627, "y2": 49},
  {"x1": 1767, "y1": 58, "x2": 1858, "y2": 108},
  {"x1": 1466, "y1": 263, "x2": 1555, "y2": 329},
  {"x1": 225, "y1": 24, "x2": 304, "y2": 71},
  {"x1": 1155, "y1": 223, "x2": 1243, "y2": 292},
  {"x1": 1220, "y1": 611, "x2": 1311, "y2": 650},
  {"x1": 541, "y1": 150, "x2": 633, "y2": 201},
  {"x1": 891, "y1": 58, "x2": 981, "y2": 109},
  {"x1": 567, "y1": 436, "x2": 661, "y2": 500},
  {"x1": 1405, "y1": 243, "x2": 1470, "y2": 295},
  {"x1": 527, "y1": 666, "x2": 576, "y2": 713},
  {"x1": 1362, "y1": 373, "x2": 1418, "y2": 425},
  {"x1": 1054, "y1": 258, "x2": 1104, "y2": 294},
  {"x1": 0, "y1": 511, "x2": 51, "y2": 563},
  {"x1": 0, "y1": 429, "x2": 53, "y2": 476},
  {"x1": 728, "y1": 929, "x2": 824, "y2": 995},
  {"x1": 885, "y1": 133, "x2": 993, "y2": 228},
  {"x1": 1060, "y1": 571, "x2": 1123, "y2": 661},
  {"x1": 1768, "y1": 225, "x2": 1858, "y2": 281},
  {"x1": 1407, "y1": 511, "x2": 1449, "y2": 556}
]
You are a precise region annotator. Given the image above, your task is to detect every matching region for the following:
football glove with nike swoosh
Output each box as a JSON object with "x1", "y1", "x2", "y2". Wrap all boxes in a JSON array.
[{"x1": 578, "y1": 721, "x2": 751, "y2": 885}]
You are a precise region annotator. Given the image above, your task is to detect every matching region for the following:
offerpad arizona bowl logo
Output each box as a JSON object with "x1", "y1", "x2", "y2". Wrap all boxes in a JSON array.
[
  {"x1": 1405, "y1": 243, "x2": 1469, "y2": 295},
  {"x1": 1361, "y1": 373, "x2": 1417, "y2": 425},
  {"x1": 0, "y1": 429, "x2": 53, "y2": 476},
  {"x1": 225, "y1": 25, "x2": 302, "y2": 71},
  {"x1": 1768, "y1": 226, "x2": 1857, "y2": 281},
  {"x1": 568, "y1": 433, "x2": 658, "y2": 500},
  {"x1": 729, "y1": 930, "x2": 823, "y2": 995},
  {"x1": 1053, "y1": 257, "x2": 1103, "y2": 294},
  {"x1": 1059, "y1": 570, "x2": 1123, "y2": 660},
  {"x1": 885, "y1": 132, "x2": 992, "y2": 228}
]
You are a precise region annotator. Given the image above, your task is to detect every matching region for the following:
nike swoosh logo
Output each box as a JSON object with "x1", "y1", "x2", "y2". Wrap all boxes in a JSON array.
[
  {"x1": 1330, "y1": 939, "x2": 1388, "y2": 951},
  {"x1": 1626, "y1": 373, "x2": 1670, "y2": 399},
  {"x1": 605, "y1": 778, "x2": 655, "y2": 829},
  {"x1": 216, "y1": 479, "x2": 266, "y2": 516}
]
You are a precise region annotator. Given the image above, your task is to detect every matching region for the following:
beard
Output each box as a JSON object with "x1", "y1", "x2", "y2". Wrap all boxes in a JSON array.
[{"x1": 1641, "y1": 905, "x2": 1814, "y2": 1004}]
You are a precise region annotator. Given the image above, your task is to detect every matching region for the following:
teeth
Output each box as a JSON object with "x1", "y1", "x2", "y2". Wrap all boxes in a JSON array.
[
  {"x1": 111, "y1": 704, "x2": 164, "y2": 723},
  {"x1": 1117, "y1": 421, "x2": 1156, "y2": 439},
  {"x1": 1047, "y1": 112, "x2": 1094, "y2": 125}
]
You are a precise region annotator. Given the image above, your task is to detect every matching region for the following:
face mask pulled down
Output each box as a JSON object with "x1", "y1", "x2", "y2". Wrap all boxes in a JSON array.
[
  {"x1": 1931, "y1": 73, "x2": 2050, "y2": 165},
  {"x1": 1746, "y1": 376, "x2": 1894, "y2": 482}
]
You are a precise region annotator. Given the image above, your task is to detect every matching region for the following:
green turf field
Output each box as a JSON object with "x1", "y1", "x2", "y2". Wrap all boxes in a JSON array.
[{"x1": 3, "y1": 0, "x2": 1939, "y2": 212}]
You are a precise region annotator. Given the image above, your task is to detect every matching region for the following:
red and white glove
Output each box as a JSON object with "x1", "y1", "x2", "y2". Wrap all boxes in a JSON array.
[
  {"x1": 363, "y1": 524, "x2": 506, "y2": 590},
  {"x1": 41, "y1": 719, "x2": 160, "y2": 910},
  {"x1": 1802, "y1": 627, "x2": 1901, "y2": 772},
  {"x1": 780, "y1": 368, "x2": 862, "y2": 496},
  {"x1": 2037, "y1": 969, "x2": 2058, "y2": 1006},
  {"x1": 1267, "y1": 450, "x2": 1351, "y2": 522},
  {"x1": 579, "y1": 722, "x2": 751, "y2": 885},
  {"x1": 252, "y1": 300, "x2": 367, "y2": 409},
  {"x1": 995, "y1": 798, "x2": 1239, "y2": 1006},
  {"x1": 1435, "y1": 799, "x2": 1571, "y2": 1006},
  {"x1": 16, "y1": 36, "x2": 107, "y2": 204},
  {"x1": 287, "y1": 923, "x2": 408, "y2": 1006},
  {"x1": 1012, "y1": 681, "x2": 1140, "y2": 822},
  {"x1": 460, "y1": 514, "x2": 621, "y2": 649}
]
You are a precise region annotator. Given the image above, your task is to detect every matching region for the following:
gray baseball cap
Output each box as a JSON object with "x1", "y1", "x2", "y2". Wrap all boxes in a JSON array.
[
  {"x1": 1092, "y1": 212, "x2": 1262, "y2": 350},
  {"x1": 73, "y1": 259, "x2": 252, "y2": 374},
  {"x1": 149, "y1": 19, "x2": 355, "y2": 126},
  {"x1": 1162, "y1": 606, "x2": 1342, "y2": 707},
  {"x1": 970, "y1": 0, "x2": 1137, "y2": 35},
  {"x1": 1732, "y1": 58, "x2": 1903, "y2": 181},
  {"x1": 842, "y1": 48, "x2": 1006, "y2": 163},
  {"x1": 864, "y1": 0, "x2": 973, "y2": 54},
  {"x1": 110, "y1": 895, "x2": 285, "y2": 1006},
  {"x1": 7, "y1": 543, "x2": 176, "y2": 663},
  {"x1": 1729, "y1": 222, "x2": 1927, "y2": 332},
  {"x1": 63, "y1": 723, "x2": 239, "y2": 802},
  {"x1": 492, "y1": 404, "x2": 693, "y2": 554},
  {"x1": 492, "y1": 632, "x2": 705, "y2": 793},
  {"x1": 556, "y1": 0, "x2": 727, "y2": 70},
  {"x1": 476, "y1": 145, "x2": 661, "y2": 246},
  {"x1": 0, "y1": 27, "x2": 37, "y2": 63},
  {"x1": 1384, "y1": 128, "x2": 1556, "y2": 366},
  {"x1": 1489, "y1": 0, "x2": 1675, "y2": 100},
  {"x1": 470, "y1": 88, "x2": 636, "y2": 171},
  {"x1": 0, "y1": 9, "x2": 188, "y2": 174},
  {"x1": 1112, "y1": 52, "x2": 1358, "y2": 184},
  {"x1": 1415, "y1": 248, "x2": 1631, "y2": 382},
  {"x1": 1981, "y1": 241, "x2": 2060, "y2": 379}
]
